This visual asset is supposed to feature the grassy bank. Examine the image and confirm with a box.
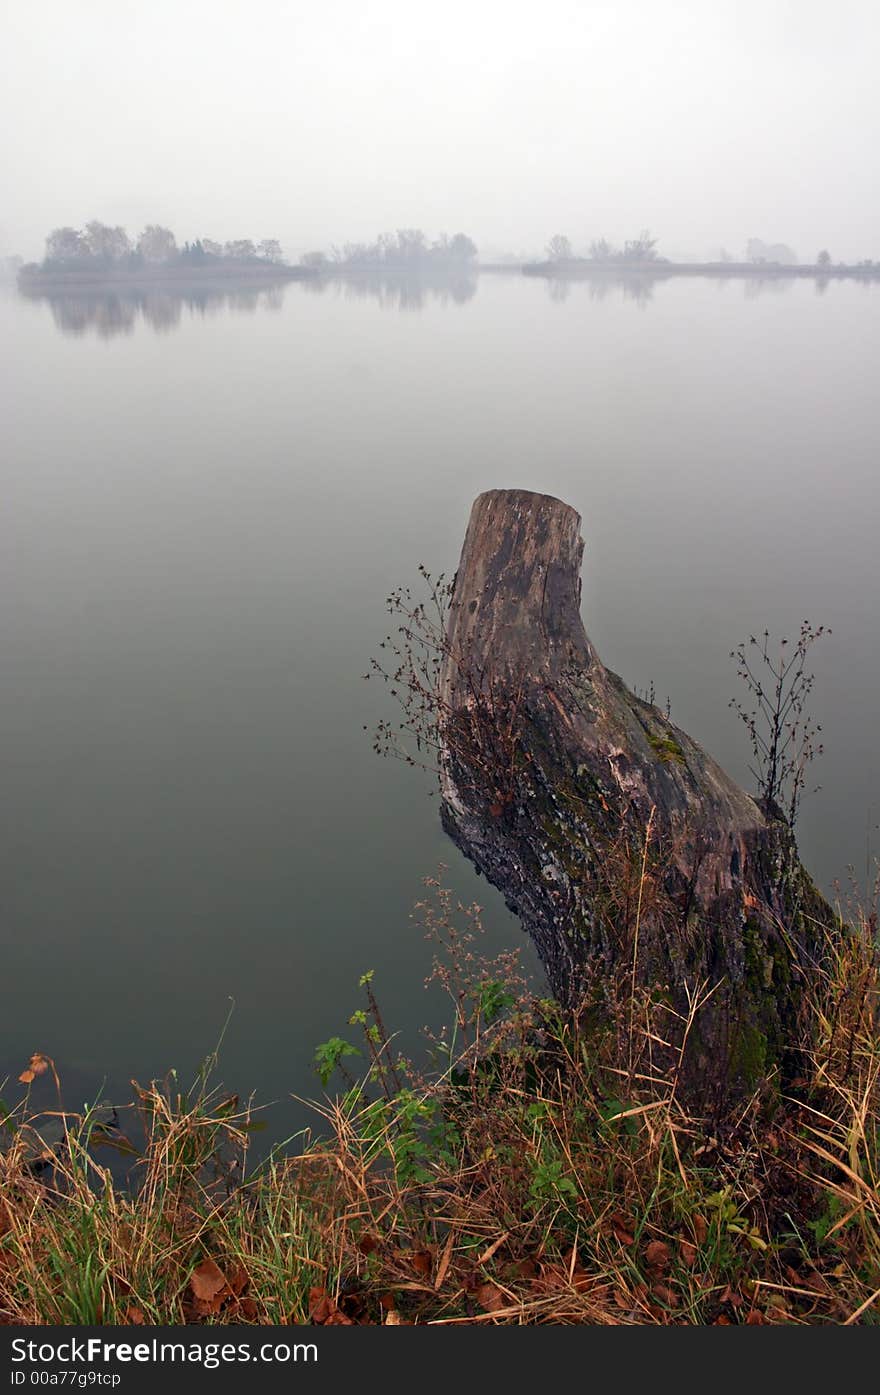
[1,882,878,1326]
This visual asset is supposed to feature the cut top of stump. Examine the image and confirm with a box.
[444,490,596,696]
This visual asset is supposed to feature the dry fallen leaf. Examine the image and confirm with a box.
[18,1053,52,1085]
[692,1214,708,1246]
[125,1306,145,1325]
[645,1240,671,1272]
[678,1238,698,1267]
[190,1258,229,1312]
[410,1249,433,1277]
[308,1287,336,1324]
[610,1212,636,1247]
[475,1282,507,1313]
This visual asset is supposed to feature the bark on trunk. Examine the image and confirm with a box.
[439,489,834,1110]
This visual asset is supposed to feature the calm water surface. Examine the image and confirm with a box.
[2,271,878,1138]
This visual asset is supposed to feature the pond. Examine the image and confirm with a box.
[2,269,877,1143]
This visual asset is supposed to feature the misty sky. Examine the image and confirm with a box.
[2,0,878,263]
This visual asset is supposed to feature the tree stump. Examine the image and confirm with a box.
[439,489,834,1110]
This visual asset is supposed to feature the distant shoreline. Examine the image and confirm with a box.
[519,259,880,280]
[16,263,317,291]
[15,259,880,294]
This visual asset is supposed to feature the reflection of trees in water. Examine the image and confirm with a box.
[583,273,654,306]
[22,282,289,338]
[227,284,285,315]
[812,273,876,297]
[743,275,795,300]
[537,272,657,306]
[546,278,571,302]
[45,294,138,338]
[301,270,477,311]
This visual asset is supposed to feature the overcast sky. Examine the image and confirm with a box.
[2,0,878,263]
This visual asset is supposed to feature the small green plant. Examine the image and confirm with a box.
[313,1037,361,1089]
[808,1190,847,1246]
[528,1155,578,1206]
[704,1185,767,1252]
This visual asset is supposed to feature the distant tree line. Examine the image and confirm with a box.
[542,233,876,269]
[37,221,285,272]
[545,230,663,263]
[299,229,478,272]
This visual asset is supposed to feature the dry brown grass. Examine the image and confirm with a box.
[1,887,878,1327]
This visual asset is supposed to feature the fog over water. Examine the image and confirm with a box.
[2,272,877,1133]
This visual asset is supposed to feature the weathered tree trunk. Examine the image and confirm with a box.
[439,490,834,1110]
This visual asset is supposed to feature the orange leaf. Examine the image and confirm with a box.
[475,1282,507,1313]
[190,1258,228,1308]
[746,1308,766,1324]
[410,1250,433,1277]
[692,1214,708,1246]
[308,1287,336,1324]
[19,1053,51,1085]
[125,1306,145,1325]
